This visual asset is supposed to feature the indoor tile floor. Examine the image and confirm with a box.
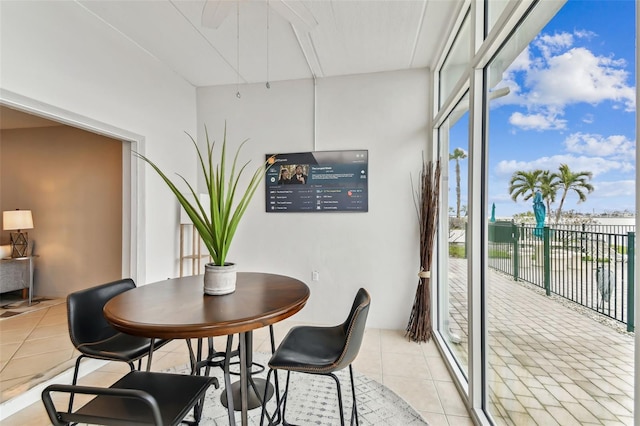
[0,301,76,405]
[1,303,471,425]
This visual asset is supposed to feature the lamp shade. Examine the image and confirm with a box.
[3,210,34,231]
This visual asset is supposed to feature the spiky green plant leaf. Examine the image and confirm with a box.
[134,124,274,266]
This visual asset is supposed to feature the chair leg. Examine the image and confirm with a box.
[223,334,236,426]
[68,355,86,412]
[260,369,270,426]
[68,355,136,413]
[269,325,276,353]
[192,376,219,426]
[185,337,225,426]
[144,338,155,371]
[70,355,84,387]
[328,372,345,426]
[264,369,356,426]
[260,368,275,426]
[186,339,197,374]
[348,365,358,426]
[280,371,293,426]
[268,325,282,424]
[204,337,212,377]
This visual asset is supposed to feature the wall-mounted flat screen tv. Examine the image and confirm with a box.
[265,150,368,212]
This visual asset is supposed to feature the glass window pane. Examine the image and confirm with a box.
[485,2,635,424]
[438,92,470,381]
[486,0,510,33]
[440,13,470,108]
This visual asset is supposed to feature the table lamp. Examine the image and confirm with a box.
[3,209,34,258]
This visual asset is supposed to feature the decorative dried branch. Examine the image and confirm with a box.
[406,157,441,342]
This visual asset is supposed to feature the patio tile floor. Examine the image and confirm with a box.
[447,257,634,425]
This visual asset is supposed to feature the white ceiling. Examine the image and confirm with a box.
[76,0,462,88]
[0,1,461,129]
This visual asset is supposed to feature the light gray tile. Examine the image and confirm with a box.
[382,351,432,380]
[545,405,579,425]
[383,376,443,413]
[434,380,469,416]
[418,411,448,426]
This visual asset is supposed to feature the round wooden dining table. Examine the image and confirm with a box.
[103,272,310,426]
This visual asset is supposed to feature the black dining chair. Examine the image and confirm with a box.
[42,370,218,426]
[66,278,170,411]
[260,287,371,426]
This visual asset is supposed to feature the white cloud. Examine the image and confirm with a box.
[508,111,567,131]
[499,30,636,114]
[525,47,635,111]
[574,29,597,40]
[590,180,636,198]
[564,132,636,159]
[534,32,574,59]
[495,154,628,178]
[509,46,533,72]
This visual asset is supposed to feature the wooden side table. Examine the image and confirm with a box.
[0,256,35,305]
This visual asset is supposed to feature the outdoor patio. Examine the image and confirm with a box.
[447,257,634,425]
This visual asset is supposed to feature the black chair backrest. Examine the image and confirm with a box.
[67,279,136,348]
[335,288,371,371]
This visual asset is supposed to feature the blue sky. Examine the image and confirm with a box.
[452,0,636,219]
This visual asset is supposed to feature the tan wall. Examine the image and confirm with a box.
[0,126,122,297]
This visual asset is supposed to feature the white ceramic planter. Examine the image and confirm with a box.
[203,263,237,295]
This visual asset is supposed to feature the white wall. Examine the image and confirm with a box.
[0,0,431,329]
[197,69,430,329]
[0,1,197,284]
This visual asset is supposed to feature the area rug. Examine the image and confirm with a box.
[0,294,64,320]
[167,352,428,425]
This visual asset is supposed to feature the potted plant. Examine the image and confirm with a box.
[135,124,274,295]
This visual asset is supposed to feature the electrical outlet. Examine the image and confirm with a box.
[312,271,320,281]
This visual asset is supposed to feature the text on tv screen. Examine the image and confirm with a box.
[265,150,368,213]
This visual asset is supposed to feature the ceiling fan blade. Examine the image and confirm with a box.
[270,0,318,32]
[202,0,235,29]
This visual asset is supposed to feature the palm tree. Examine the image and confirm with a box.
[449,148,467,218]
[554,163,594,223]
[538,170,559,217]
[508,169,543,203]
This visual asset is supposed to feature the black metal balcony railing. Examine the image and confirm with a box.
[488,222,635,332]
